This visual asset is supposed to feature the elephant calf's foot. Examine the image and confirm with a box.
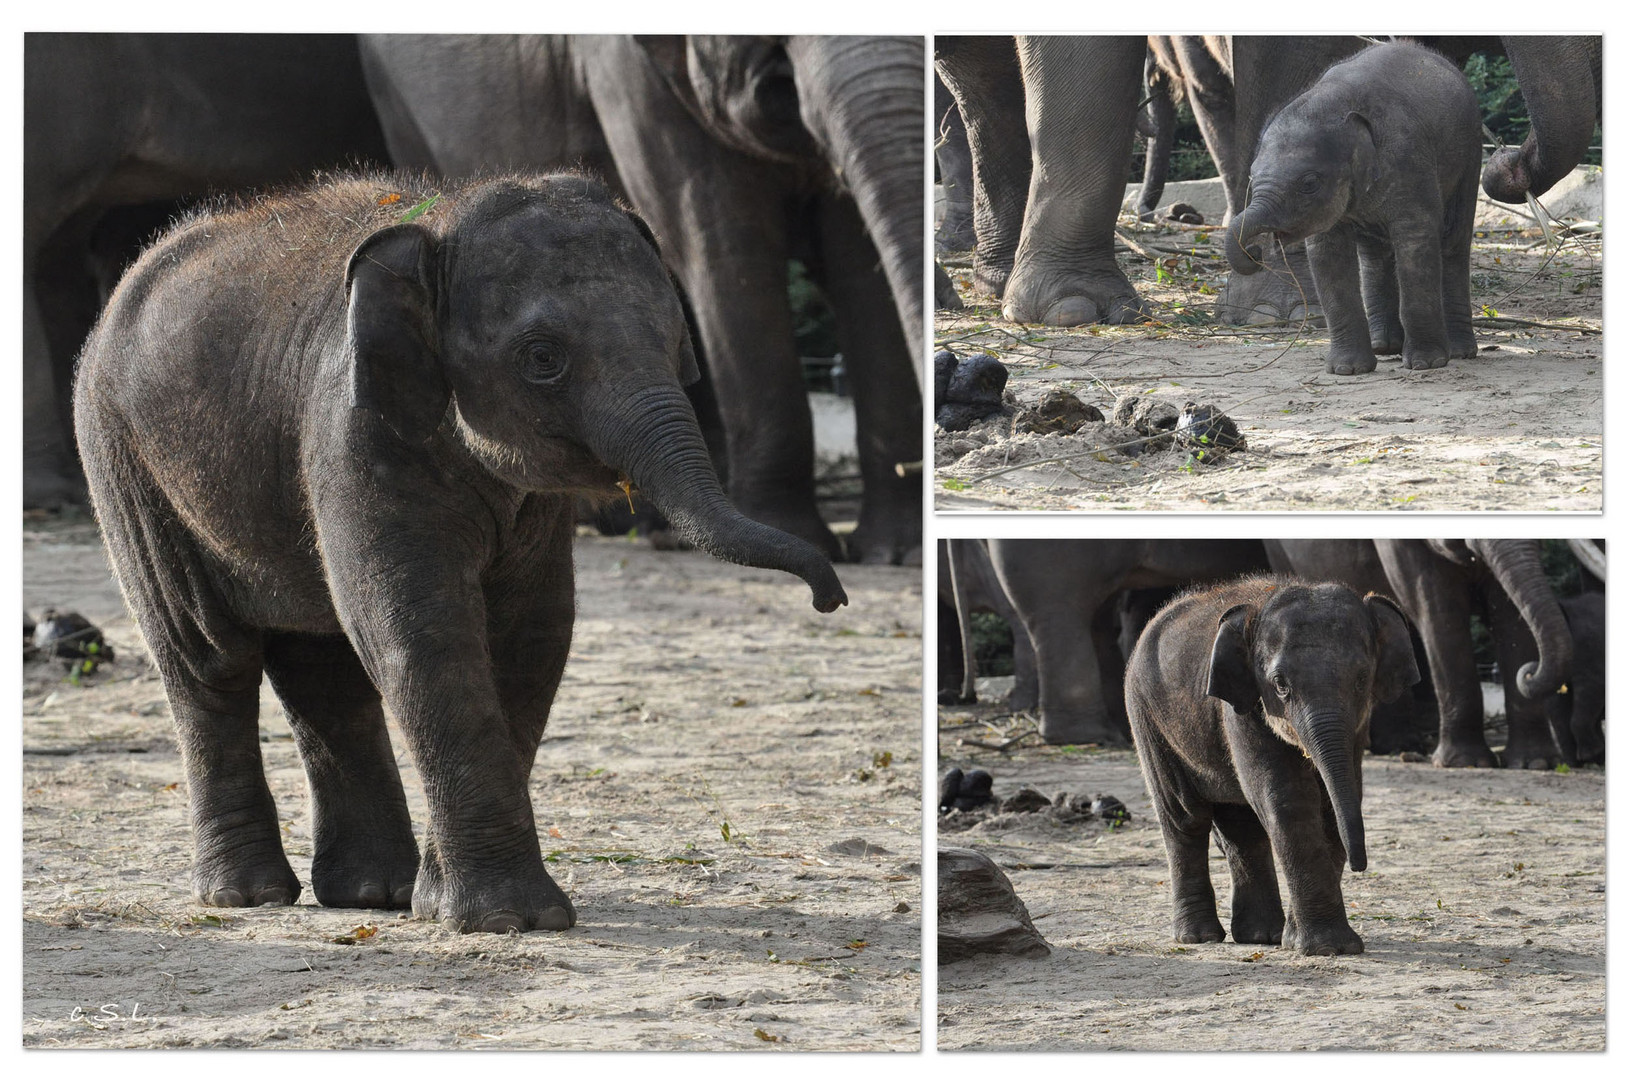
[1326,347,1379,376]
[312,846,420,910]
[1432,737,1499,769]
[1283,919,1363,956]
[1401,343,1451,371]
[1230,912,1285,946]
[412,862,576,934]
[1001,263,1148,327]
[193,850,301,908]
[1174,910,1227,945]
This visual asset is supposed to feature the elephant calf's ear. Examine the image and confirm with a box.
[1207,604,1260,714]
[1346,111,1381,195]
[1365,593,1421,705]
[346,223,448,445]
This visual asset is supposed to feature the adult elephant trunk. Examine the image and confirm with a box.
[1294,707,1367,872]
[1482,36,1601,202]
[584,381,848,613]
[1467,539,1572,699]
[785,35,925,376]
[1225,203,1274,275]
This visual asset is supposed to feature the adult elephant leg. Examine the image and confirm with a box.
[989,539,1129,745]
[1376,540,1496,767]
[262,631,419,909]
[22,284,86,508]
[816,193,922,566]
[1004,35,1148,327]
[934,36,1032,298]
[934,73,977,253]
[1168,36,1238,218]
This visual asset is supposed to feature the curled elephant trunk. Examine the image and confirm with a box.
[1225,205,1272,276]
[1468,539,1572,699]
[1296,708,1367,872]
[585,381,847,613]
[785,35,924,376]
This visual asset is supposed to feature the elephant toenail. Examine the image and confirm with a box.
[537,905,574,931]
[209,888,246,907]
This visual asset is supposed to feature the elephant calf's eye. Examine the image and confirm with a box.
[1297,174,1322,196]
[520,343,567,384]
[1271,673,1291,698]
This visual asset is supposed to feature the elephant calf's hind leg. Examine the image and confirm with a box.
[263,631,419,909]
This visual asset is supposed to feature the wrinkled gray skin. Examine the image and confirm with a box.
[358,35,923,566]
[74,173,846,934]
[1374,540,1574,770]
[1557,590,1605,766]
[24,33,391,509]
[938,539,1037,711]
[1273,539,1588,767]
[986,539,1272,744]
[1226,43,1481,375]
[1127,577,1419,956]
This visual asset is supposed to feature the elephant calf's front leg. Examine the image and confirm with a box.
[1306,229,1376,376]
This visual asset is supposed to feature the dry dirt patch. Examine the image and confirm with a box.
[935,224,1601,512]
[22,516,922,1050]
[936,709,1605,1051]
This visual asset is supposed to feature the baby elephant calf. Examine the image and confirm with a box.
[1126,576,1419,955]
[1226,42,1482,375]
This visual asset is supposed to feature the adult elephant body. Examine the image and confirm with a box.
[986,539,1271,744]
[23,33,391,509]
[75,172,846,933]
[358,35,924,565]
[1373,540,1575,769]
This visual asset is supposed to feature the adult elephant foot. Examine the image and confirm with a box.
[411,849,576,934]
[1000,262,1148,327]
[1283,918,1363,957]
[848,499,922,566]
[1215,247,1323,327]
[1502,727,1561,771]
[1431,737,1500,769]
[1036,710,1130,747]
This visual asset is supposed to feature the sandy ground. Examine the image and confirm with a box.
[935,221,1601,512]
[22,513,922,1050]
[936,707,1606,1051]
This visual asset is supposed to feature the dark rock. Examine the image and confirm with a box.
[1177,402,1245,462]
[938,848,1051,963]
[940,768,994,813]
[1167,201,1205,225]
[1089,793,1131,825]
[935,353,1011,432]
[32,610,114,671]
[1010,390,1104,436]
[1110,394,1180,450]
[998,786,1052,814]
[934,264,965,311]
